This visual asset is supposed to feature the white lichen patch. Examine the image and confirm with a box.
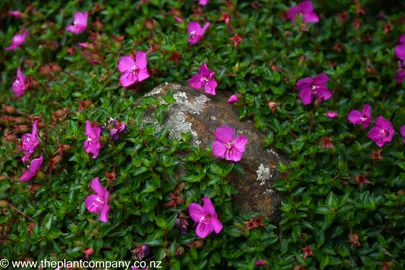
[210,116,217,121]
[263,189,275,196]
[142,84,210,147]
[256,164,273,186]
[144,83,182,99]
[266,148,280,159]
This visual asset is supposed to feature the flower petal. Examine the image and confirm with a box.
[189,74,203,89]
[348,110,361,124]
[212,141,226,158]
[296,77,313,91]
[316,87,332,101]
[400,124,405,138]
[226,148,243,162]
[300,0,315,13]
[85,121,95,138]
[287,5,300,21]
[118,56,135,72]
[396,70,405,84]
[135,52,148,69]
[29,154,43,172]
[201,22,210,33]
[202,197,216,215]
[85,194,103,213]
[303,12,319,23]
[137,68,150,82]
[395,45,405,60]
[188,22,201,34]
[20,169,34,182]
[211,215,223,233]
[120,71,137,87]
[90,177,105,196]
[196,222,213,238]
[313,73,329,85]
[233,135,248,153]
[204,80,217,95]
[188,203,205,222]
[299,89,313,105]
[214,126,234,143]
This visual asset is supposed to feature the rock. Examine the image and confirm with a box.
[142,82,288,222]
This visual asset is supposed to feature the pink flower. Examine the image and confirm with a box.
[13,67,27,97]
[367,116,394,148]
[212,126,248,162]
[296,74,332,105]
[21,120,39,162]
[256,260,265,267]
[9,11,22,18]
[287,1,319,23]
[110,121,126,140]
[326,112,338,118]
[84,177,110,223]
[66,12,88,34]
[84,121,102,159]
[5,30,28,51]
[188,197,223,238]
[189,63,217,95]
[198,0,208,6]
[227,95,238,104]
[188,21,210,44]
[118,52,150,87]
[174,16,184,23]
[395,34,405,83]
[78,42,89,48]
[20,154,43,182]
[348,104,371,129]
[400,125,405,143]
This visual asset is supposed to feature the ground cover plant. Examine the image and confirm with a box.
[1,0,405,269]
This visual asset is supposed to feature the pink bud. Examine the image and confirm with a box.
[9,11,22,18]
[326,111,338,118]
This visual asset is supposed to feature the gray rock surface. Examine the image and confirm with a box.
[142,82,287,222]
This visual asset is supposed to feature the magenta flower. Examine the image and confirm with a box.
[198,0,208,5]
[84,177,110,223]
[20,154,43,182]
[287,1,319,23]
[21,120,39,162]
[395,34,405,83]
[256,260,265,267]
[367,116,394,148]
[110,121,126,140]
[13,67,27,97]
[188,21,210,44]
[227,95,238,104]
[118,52,150,87]
[396,70,405,84]
[400,125,405,143]
[66,12,88,34]
[212,126,248,162]
[189,63,217,95]
[296,74,332,105]
[5,30,28,51]
[188,197,223,238]
[84,121,102,159]
[9,11,22,18]
[348,104,371,129]
[326,112,338,118]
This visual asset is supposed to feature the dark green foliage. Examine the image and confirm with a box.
[0,0,404,269]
